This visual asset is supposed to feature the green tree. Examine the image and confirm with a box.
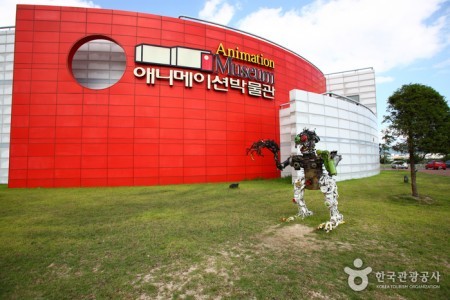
[383,83,449,197]
[379,129,392,164]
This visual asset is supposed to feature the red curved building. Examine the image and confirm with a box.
[9,5,326,187]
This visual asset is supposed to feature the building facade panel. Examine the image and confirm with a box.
[0,27,14,184]
[8,5,326,187]
[325,68,377,115]
[280,90,379,181]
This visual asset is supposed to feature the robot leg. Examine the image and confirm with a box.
[318,174,344,232]
[293,171,313,218]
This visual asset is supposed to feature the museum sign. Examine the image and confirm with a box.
[133,43,276,100]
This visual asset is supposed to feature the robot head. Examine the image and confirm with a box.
[295,128,320,154]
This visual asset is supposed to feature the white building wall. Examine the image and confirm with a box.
[0,27,14,184]
[325,68,377,115]
[280,90,379,182]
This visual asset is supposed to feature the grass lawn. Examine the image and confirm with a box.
[0,171,448,299]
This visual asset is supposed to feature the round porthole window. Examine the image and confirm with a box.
[70,38,126,89]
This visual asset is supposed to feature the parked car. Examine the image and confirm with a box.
[391,161,408,169]
[425,161,447,170]
[446,160,450,168]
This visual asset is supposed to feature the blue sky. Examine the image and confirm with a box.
[1,0,449,131]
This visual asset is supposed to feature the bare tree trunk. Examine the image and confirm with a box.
[408,139,418,197]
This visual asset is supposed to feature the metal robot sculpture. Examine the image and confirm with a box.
[247,128,344,232]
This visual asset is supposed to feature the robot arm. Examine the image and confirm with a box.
[246,139,288,170]
[317,150,342,176]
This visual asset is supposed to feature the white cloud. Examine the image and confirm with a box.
[0,0,100,27]
[198,0,236,25]
[236,0,449,74]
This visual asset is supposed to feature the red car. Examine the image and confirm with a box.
[425,161,447,170]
